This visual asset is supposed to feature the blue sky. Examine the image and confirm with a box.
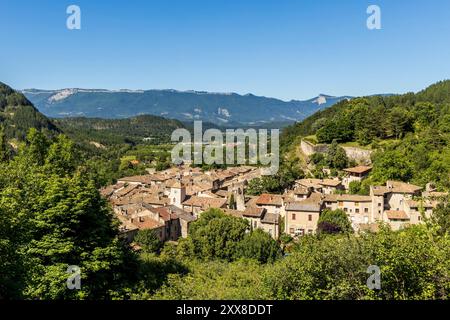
[1,0,449,100]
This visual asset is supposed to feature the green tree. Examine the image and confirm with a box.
[317,209,353,234]
[0,126,10,162]
[177,209,249,261]
[0,129,138,299]
[134,229,162,254]
[45,134,78,176]
[23,128,49,166]
[371,149,414,183]
[235,229,282,263]
[430,199,450,235]
[327,140,348,170]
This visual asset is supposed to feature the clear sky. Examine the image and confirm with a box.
[1,0,449,100]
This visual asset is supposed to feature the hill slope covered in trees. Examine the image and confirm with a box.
[281,80,450,190]
[52,115,186,146]
[0,82,60,140]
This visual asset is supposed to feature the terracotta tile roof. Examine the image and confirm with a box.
[386,181,422,194]
[245,196,259,208]
[117,175,155,184]
[285,201,321,212]
[166,180,185,189]
[371,186,389,196]
[200,191,220,198]
[406,200,434,209]
[114,184,140,197]
[285,193,323,212]
[100,186,115,198]
[319,179,343,187]
[182,196,227,209]
[140,196,170,206]
[214,190,230,198]
[243,206,266,217]
[261,212,279,224]
[255,194,283,206]
[222,208,244,218]
[293,187,310,195]
[132,217,165,230]
[343,166,373,174]
[145,206,178,222]
[166,205,197,222]
[385,210,409,220]
[296,178,342,188]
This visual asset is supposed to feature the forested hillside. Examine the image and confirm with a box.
[281,80,450,190]
[52,115,185,146]
[0,82,60,140]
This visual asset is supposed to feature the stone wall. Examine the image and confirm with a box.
[300,139,329,156]
[342,146,373,164]
[300,139,372,164]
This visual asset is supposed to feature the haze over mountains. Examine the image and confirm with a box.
[23,88,352,125]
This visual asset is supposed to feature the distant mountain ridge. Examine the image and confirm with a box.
[23,88,352,125]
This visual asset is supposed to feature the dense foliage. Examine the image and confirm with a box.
[52,115,185,146]
[147,222,450,300]
[0,129,137,299]
[0,82,60,140]
[317,209,354,234]
[247,158,304,195]
[281,80,450,189]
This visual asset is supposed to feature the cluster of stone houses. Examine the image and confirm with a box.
[101,164,447,244]
[101,165,278,242]
[284,166,446,236]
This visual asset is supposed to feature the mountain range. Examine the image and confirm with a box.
[22,88,352,125]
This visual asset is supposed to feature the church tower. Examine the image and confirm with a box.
[235,187,245,211]
[169,180,186,209]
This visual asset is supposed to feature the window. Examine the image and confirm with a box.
[378,203,382,207]
[253,221,257,228]
[355,202,359,207]
[289,228,294,234]
[292,213,296,220]
[355,209,360,214]
[308,229,313,235]
[344,208,348,212]
[308,214,312,221]
[338,201,344,207]
[364,208,369,213]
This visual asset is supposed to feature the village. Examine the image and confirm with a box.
[100,162,448,244]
